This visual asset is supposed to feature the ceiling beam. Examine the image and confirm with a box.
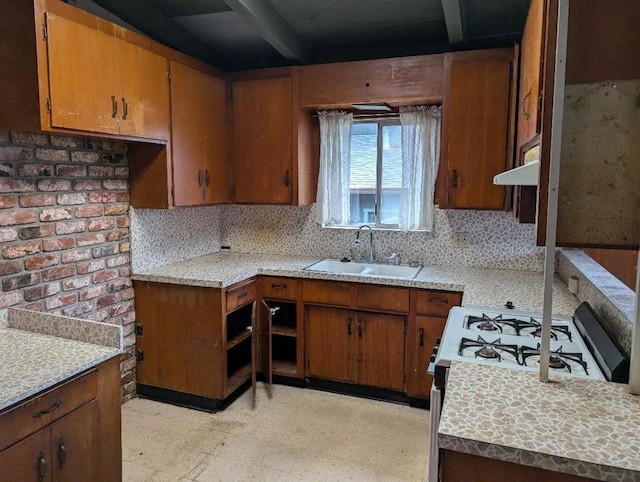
[441,0,465,47]
[222,0,310,64]
[89,0,217,64]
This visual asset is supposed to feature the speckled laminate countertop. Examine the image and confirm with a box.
[439,361,640,482]
[0,308,122,412]
[132,252,580,315]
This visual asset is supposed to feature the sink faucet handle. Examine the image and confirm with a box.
[386,252,400,265]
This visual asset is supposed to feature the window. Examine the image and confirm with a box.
[349,120,402,227]
[317,106,442,232]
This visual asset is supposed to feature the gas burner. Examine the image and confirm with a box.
[518,318,573,341]
[465,313,516,333]
[520,344,589,374]
[458,336,519,363]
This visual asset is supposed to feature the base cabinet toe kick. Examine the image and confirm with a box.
[133,277,462,410]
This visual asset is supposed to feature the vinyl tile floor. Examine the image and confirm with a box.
[122,383,430,481]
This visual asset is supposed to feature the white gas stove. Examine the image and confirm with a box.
[434,305,605,381]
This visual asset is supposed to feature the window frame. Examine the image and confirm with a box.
[351,116,401,229]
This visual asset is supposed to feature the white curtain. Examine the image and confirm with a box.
[316,111,353,225]
[399,105,442,231]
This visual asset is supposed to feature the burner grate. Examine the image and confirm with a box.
[459,336,519,363]
[520,344,588,374]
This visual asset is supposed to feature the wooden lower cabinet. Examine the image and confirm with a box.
[135,279,258,407]
[406,316,446,398]
[0,358,121,482]
[306,306,405,391]
[442,450,598,482]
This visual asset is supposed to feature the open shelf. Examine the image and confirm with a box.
[227,329,252,350]
[227,303,253,343]
[272,359,297,377]
[271,325,296,337]
[226,364,251,395]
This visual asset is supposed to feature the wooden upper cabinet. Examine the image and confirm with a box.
[117,40,170,140]
[231,69,317,205]
[46,13,169,140]
[46,14,120,135]
[298,55,444,108]
[439,48,514,210]
[0,1,170,141]
[516,0,545,152]
[232,75,293,204]
[170,61,230,206]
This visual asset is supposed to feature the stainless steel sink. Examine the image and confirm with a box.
[304,259,422,279]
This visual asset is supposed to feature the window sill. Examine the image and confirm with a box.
[320,224,432,233]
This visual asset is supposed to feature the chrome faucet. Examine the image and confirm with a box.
[356,224,374,262]
[386,252,400,265]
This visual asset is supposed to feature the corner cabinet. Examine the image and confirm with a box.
[438,48,515,210]
[0,358,121,482]
[134,279,258,410]
[170,61,231,206]
[0,1,169,141]
[231,69,317,205]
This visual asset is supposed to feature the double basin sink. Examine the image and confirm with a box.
[304,259,422,280]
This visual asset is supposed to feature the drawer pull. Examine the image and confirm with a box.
[271,283,287,289]
[38,452,47,479]
[357,318,363,337]
[33,399,63,418]
[121,97,129,120]
[419,328,424,347]
[110,96,118,118]
[347,317,352,335]
[428,298,448,304]
[237,291,248,299]
[57,439,67,469]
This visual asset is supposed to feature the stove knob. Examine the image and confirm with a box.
[430,354,436,363]
[436,337,442,344]
[432,347,438,356]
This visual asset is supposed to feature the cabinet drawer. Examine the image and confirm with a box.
[0,369,97,452]
[356,285,410,313]
[302,280,351,306]
[226,279,257,313]
[416,290,462,317]
[262,277,298,301]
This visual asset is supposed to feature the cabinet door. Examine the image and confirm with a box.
[406,316,446,398]
[517,0,545,151]
[134,281,224,399]
[118,39,170,140]
[442,53,512,209]
[306,306,355,383]
[50,400,99,482]
[232,76,293,204]
[356,312,405,391]
[46,14,119,135]
[0,427,52,482]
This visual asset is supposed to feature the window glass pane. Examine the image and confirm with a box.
[349,123,378,224]
[379,124,402,225]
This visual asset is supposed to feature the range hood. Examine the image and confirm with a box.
[493,144,540,186]
[493,160,540,186]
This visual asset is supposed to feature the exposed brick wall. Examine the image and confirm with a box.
[0,131,136,401]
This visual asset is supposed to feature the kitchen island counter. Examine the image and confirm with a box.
[132,251,579,315]
[439,361,640,481]
[0,308,122,411]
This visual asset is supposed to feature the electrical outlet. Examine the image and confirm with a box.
[452,232,470,248]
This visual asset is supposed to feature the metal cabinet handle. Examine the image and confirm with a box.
[428,298,448,304]
[237,291,248,299]
[271,283,287,289]
[33,399,62,418]
[197,170,203,187]
[284,170,291,187]
[121,97,128,120]
[111,96,118,118]
[419,328,425,347]
[357,318,363,337]
[347,317,352,335]
[58,439,67,469]
[521,88,531,120]
[452,169,458,188]
[38,452,47,479]
[204,169,210,186]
